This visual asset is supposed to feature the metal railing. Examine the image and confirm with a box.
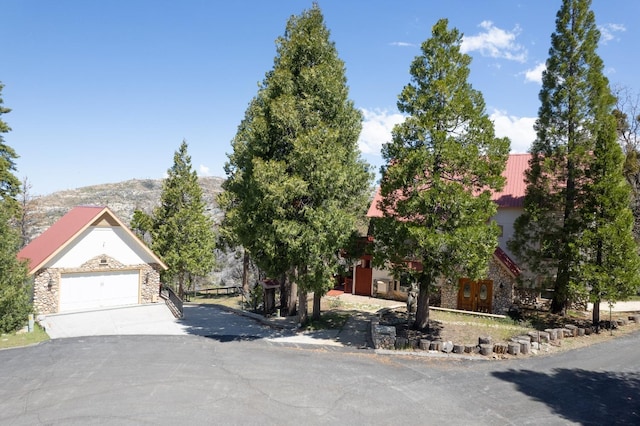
[160,283,184,318]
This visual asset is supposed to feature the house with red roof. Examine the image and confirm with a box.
[18,206,168,314]
[358,153,531,315]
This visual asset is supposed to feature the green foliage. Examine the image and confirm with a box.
[0,202,32,334]
[576,110,640,316]
[150,141,216,295]
[219,4,372,319]
[0,323,48,349]
[373,19,510,330]
[0,82,21,214]
[508,0,639,315]
[130,209,153,242]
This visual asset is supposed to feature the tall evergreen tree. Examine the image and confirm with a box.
[373,19,509,331]
[0,82,21,214]
[147,141,216,297]
[219,4,372,323]
[0,83,31,333]
[0,202,31,333]
[578,111,640,330]
[613,87,640,240]
[508,0,638,315]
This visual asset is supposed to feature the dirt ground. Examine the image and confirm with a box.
[191,293,640,356]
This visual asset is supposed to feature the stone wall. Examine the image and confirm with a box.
[32,254,162,315]
[439,256,515,315]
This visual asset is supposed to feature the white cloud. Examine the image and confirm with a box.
[461,21,527,63]
[599,23,626,44]
[358,109,405,155]
[490,109,536,153]
[524,62,546,84]
[199,164,211,176]
[389,41,415,47]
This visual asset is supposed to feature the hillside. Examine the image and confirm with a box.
[29,176,225,239]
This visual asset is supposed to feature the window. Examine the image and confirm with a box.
[479,284,488,300]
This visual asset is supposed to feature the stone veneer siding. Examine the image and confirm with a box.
[32,254,162,315]
[440,256,515,315]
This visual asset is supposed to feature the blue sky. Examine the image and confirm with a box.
[2,0,639,195]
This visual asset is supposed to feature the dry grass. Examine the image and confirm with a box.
[190,293,640,354]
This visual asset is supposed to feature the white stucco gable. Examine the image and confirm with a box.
[47,226,160,269]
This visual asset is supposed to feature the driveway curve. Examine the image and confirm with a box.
[1,327,638,424]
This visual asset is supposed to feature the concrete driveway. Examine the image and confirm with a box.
[40,303,186,338]
[40,303,295,341]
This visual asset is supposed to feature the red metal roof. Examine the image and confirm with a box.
[490,153,530,208]
[17,206,167,274]
[18,206,106,272]
[493,246,521,278]
[367,153,531,218]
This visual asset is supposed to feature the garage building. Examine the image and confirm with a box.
[18,206,168,314]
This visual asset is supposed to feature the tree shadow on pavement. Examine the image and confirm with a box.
[492,368,640,425]
[177,305,293,342]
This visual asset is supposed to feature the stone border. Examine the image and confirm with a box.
[371,313,640,358]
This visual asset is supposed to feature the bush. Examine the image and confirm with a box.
[0,278,32,334]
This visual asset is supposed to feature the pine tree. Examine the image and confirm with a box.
[150,141,216,297]
[577,104,640,330]
[0,82,21,214]
[0,83,31,333]
[373,19,509,331]
[219,4,372,323]
[508,0,638,315]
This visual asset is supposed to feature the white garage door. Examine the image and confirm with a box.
[59,271,140,312]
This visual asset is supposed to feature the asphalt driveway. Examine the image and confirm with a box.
[2,329,639,424]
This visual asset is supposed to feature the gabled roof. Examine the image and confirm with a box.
[490,153,530,208]
[493,247,521,278]
[17,206,168,274]
[367,153,531,218]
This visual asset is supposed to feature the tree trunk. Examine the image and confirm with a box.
[242,250,250,295]
[178,273,185,299]
[279,273,288,316]
[413,275,430,331]
[298,286,308,326]
[312,292,321,321]
[592,297,601,333]
[287,273,297,316]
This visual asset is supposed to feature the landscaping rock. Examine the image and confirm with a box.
[442,341,454,353]
[479,344,493,356]
[419,339,431,350]
[395,337,408,349]
[493,343,508,354]
[538,331,550,343]
[478,336,493,345]
[545,329,557,341]
[565,325,578,337]
[577,328,585,336]
[629,314,640,324]
[561,328,573,338]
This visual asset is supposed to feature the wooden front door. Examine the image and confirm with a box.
[457,279,493,313]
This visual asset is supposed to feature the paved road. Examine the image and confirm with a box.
[1,316,638,424]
